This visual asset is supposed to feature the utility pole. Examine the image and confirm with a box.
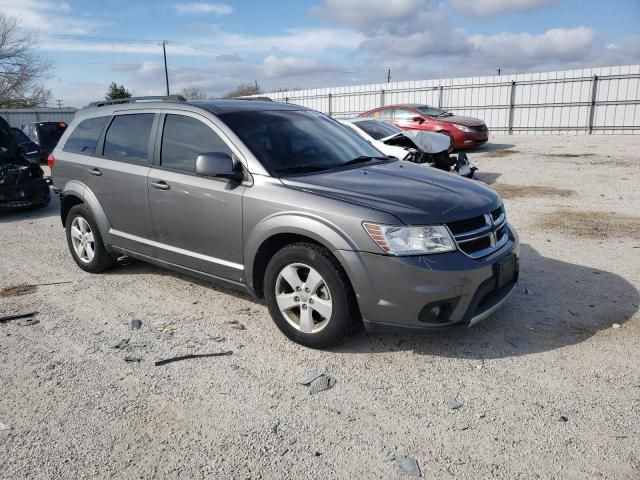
[56,99,63,110]
[387,68,391,83]
[160,41,170,95]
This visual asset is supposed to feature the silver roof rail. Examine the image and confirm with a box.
[89,95,187,107]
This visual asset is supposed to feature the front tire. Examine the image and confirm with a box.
[264,243,359,348]
[65,204,116,273]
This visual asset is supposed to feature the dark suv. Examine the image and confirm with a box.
[51,97,518,348]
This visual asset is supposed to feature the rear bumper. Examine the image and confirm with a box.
[336,226,519,334]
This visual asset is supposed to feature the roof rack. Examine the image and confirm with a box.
[89,95,187,108]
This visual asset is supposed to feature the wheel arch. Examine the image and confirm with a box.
[246,213,358,299]
[60,180,111,235]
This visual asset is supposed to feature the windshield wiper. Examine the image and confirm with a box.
[340,155,387,167]
[275,165,329,175]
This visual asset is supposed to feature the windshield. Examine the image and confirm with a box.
[0,117,19,160]
[219,110,386,175]
[12,128,31,144]
[416,105,452,117]
[353,120,403,140]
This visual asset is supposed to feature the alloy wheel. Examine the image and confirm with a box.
[275,263,333,334]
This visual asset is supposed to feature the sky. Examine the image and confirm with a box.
[2,0,639,107]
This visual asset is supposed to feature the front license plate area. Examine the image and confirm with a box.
[493,254,517,290]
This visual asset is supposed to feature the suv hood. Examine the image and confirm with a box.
[282,161,499,225]
[437,115,484,127]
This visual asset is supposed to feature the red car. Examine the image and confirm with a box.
[358,104,488,150]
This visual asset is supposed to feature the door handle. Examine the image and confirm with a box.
[88,168,102,176]
[151,180,170,190]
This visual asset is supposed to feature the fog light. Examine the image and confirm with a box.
[418,300,458,324]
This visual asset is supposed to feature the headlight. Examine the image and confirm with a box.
[363,223,457,255]
[452,123,472,133]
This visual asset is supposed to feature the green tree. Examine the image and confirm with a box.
[223,81,261,98]
[105,82,132,100]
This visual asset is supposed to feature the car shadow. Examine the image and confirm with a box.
[0,188,60,224]
[472,142,516,153]
[104,257,258,303]
[334,243,639,359]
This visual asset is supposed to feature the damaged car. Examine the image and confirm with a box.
[339,118,477,178]
[0,116,51,210]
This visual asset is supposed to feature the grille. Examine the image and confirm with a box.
[447,206,508,259]
[469,124,488,133]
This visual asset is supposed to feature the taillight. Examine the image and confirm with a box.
[47,153,55,171]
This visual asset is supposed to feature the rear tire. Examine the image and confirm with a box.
[264,243,359,348]
[65,204,116,273]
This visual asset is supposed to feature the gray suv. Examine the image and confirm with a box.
[51,97,519,348]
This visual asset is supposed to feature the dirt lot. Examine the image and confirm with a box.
[1,135,639,479]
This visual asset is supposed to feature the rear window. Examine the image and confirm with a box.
[353,120,402,140]
[64,117,109,154]
[36,122,67,146]
[103,114,155,164]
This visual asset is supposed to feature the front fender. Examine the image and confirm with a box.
[244,211,359,288]
[63,180,111,237]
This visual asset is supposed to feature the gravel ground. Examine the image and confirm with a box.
[1,135,639,479]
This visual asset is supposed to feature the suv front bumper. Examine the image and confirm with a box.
[337,226,519,333]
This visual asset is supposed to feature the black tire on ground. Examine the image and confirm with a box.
[264,242,360,348]
[34,184,51,209]
[65,204,116,273]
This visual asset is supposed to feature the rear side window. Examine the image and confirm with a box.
[371,108,392,119]
[393,109,415,120]
[64,117,109,154]
[103,114,155,164]
[160,115,231,172]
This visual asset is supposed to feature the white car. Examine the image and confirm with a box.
[339,118,476,178]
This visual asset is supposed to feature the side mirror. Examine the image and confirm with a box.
[195,152,244,182]
[412,116,425,124]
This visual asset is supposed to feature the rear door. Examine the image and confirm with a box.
[87,111,158,255]
[147,111,245,281]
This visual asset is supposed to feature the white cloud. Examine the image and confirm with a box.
[450,0,557,17]
[468,27,595,67]
[0,0,101,34]
[213,27,365,54]
[312,0,431,31]
[174,3,233,15]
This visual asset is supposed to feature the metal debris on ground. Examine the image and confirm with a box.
[300,372,324,385]
[0,312,38,324]
[112,338,130,349]
[154,351,233,366]
[20,318,39,326]
[612,323,621,329]
[124,356,142,363]
[129,319,142,330]
[447,397,464,410]
[393,455,422,477]
[307,374,336,394]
